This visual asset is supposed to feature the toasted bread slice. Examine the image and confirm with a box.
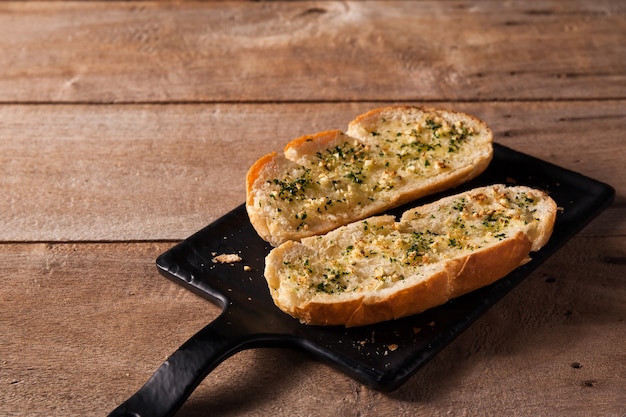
[246,107,493,246]
[264,185,557,327]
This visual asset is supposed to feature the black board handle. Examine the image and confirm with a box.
[108,312,255,417]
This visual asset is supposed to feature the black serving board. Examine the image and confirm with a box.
[109,144,614,417]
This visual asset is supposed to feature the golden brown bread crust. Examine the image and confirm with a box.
[246,106,494,246]
[245,151,280,242]
[348,106,470,130]
[246,152,276,197]
[284,130,346,162]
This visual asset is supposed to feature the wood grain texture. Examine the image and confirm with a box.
[1,1,624,415]
[0,238,623,416]
[1,101,623,242]
[0,242,217,416]
[0,1,624,103]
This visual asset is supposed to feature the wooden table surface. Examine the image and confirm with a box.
[1,1,624,416]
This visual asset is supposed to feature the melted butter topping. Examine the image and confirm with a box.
[275,186,541,297]
[258,114,481,233]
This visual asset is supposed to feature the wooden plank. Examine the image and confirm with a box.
[0,242,217,416]
[0,238,624,416]
[0,1,624,103]
[1,101,623,242]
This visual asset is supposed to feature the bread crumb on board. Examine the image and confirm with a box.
[211,253,242,264]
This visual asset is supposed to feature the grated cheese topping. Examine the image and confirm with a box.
[256,112,483,234]
[274,186,543,299]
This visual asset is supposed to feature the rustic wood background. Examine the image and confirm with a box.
[1,1,624,416]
